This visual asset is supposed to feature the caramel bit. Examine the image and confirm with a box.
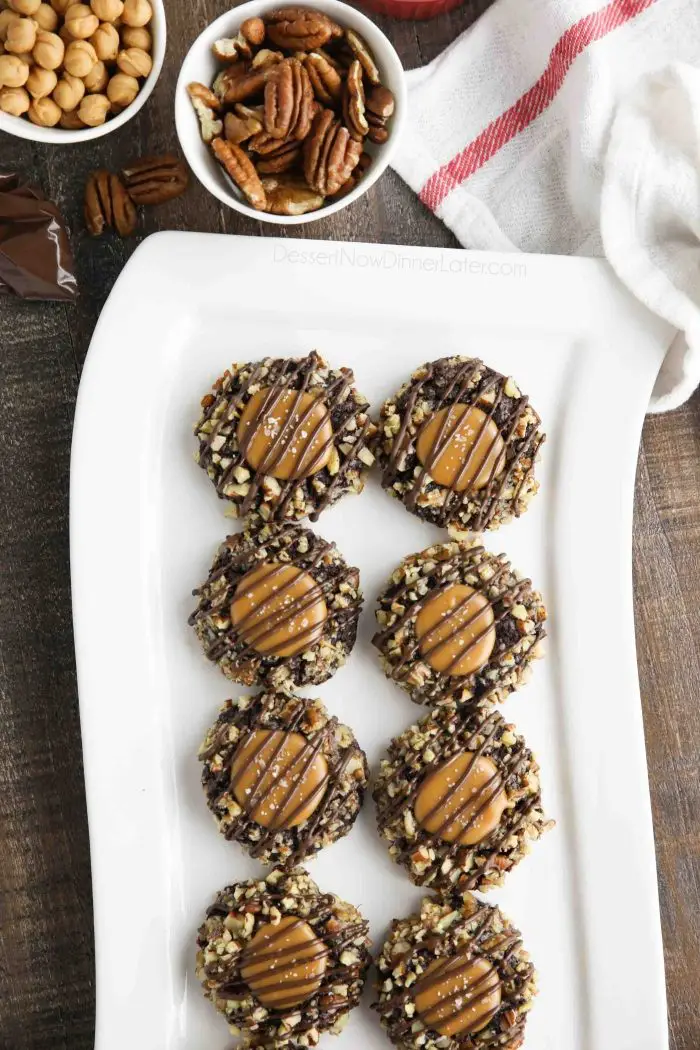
[230,561,327,658]
[414,752,507,846]
[414,953,502,1037]
[240,915,328,1008]
[415,583,496,677]
[416,404,506,493]
[230,728,329,828]
[237,386,334,480]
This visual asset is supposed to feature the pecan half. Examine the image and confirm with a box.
[212,33,253,63]
[110,175,138,236]
[345,28,379,85]
[121,154,189,205]
[256,139,301,173]
[342,59,368,140]
[366,83,394,144]
[251,48,284,69]
[264,57,313,141]
[224,109,263,144]
[84,169,112,236]
[328,150,370,200]
[302,107,361,196]
[211,137,267,211]
[84,169,136,236]
[187,82,223,143]
[264,6,341,51]
[214,62,272,105]
[304,51,341,105]
[261,174,324,215]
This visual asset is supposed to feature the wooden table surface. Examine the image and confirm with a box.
[1,1,699,1047]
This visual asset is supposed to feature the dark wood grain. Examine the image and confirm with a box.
[0,1,698,1047]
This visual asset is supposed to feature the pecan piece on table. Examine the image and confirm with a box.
[261,174,324,215]
[302,107,362,196]
[84,169,137,237]
[187,82,223,143]
[121,154,189,205]
[304,50,341,105]
[366,83,395,144]
[264,56,313,141]
[211,137,267,211]
[264,6,341,50]
[345,28,380,85]
[342,59,368,140]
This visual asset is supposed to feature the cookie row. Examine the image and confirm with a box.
[198,691,551,891]
[196,867,537,1050]
[194,351,544,535]
[190,522,545,707]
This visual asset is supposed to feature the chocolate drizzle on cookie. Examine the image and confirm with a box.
[200,692,366,866]
[239,916,329,1008]
[373,545,543,707]
[375,707,540,890]
[379,357,544,532]
[190,522,362,688]
[196,351,372,522]
[374,896,533,1049]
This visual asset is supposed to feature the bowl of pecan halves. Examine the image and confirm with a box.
[174,0,406,222]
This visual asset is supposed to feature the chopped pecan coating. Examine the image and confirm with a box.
[211,137,267,211]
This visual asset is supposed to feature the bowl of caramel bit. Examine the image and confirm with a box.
[0,0,165,141]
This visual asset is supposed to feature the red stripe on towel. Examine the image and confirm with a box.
[419,0,659,212]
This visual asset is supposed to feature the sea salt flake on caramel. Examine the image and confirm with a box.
[416,404,505,492]
[240,915,328,1008]
[230,561,327,658]
[414,752,507,845]
[415,583,495,676]
[230,728,329,829]
[414,952,501,1036]
[237,386,334,480]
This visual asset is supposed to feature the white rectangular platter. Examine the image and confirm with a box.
[71,233,673,1050]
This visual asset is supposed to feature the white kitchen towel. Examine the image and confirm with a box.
[391,0,700,411]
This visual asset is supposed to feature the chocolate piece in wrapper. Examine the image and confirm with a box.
[0,172,77,302]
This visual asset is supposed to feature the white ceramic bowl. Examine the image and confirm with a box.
[0,0,166,144]
[175,0,406,225]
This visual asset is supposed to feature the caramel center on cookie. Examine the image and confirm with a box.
[230,729,330,829]
[415,584,496,676]
[414,752,507,845]
[230,561,328,658]
[414,953,502,1037]
[240,915,329,1009]
[237,387,334,480]
[416,405,506,492]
